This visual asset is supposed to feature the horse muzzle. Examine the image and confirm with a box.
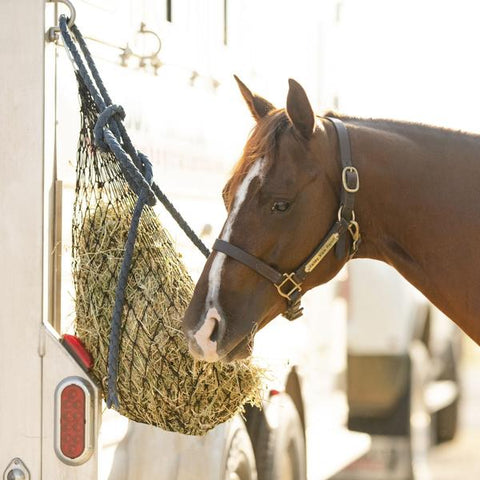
[183,305,257,363]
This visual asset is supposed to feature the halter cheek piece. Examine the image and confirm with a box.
[213,117,360,321]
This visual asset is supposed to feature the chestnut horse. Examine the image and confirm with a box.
[182,76,480,362]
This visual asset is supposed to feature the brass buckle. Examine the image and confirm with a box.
[275,273,302,301]
[342,166,359,193]
[348,218,361,256]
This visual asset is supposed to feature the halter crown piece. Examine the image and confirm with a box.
[213,117,361,320]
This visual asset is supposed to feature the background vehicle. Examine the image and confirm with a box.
[333,261,460,480]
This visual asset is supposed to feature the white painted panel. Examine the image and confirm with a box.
[0,0,45,476]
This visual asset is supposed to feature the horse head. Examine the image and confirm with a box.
[182,77,357,362]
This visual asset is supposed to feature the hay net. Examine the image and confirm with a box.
[64,18,262,436]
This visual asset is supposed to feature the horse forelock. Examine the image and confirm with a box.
[223,109,290,209]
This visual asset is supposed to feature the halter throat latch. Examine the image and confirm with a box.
[212,117,360,321]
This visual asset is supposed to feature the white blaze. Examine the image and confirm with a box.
[192,157,266,359]
[207,157,266,305]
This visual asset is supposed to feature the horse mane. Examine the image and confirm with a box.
[223,109,290,208]
[324,110,480,140]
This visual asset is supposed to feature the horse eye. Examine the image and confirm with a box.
[271,201,291,213]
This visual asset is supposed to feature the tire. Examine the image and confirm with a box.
[249,393,306,480]
[434,344,459,443]
[435,397,459,444]
[223,416,258,480]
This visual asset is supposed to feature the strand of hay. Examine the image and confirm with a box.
[72,78,263,436]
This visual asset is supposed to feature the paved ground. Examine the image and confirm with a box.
[426,338,480,480]
[427,429,480,479]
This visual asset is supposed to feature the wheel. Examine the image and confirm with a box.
[434,343,460,443]
[223,416,258,480]
[249,393,306,480]
[435,395,459,443]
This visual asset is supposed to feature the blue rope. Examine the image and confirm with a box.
[60,18,153,204]
[59,16,210,408]
[60,17,210,255]
[71,22,146,174]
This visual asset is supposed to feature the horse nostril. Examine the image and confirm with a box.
[192,308,224,362]
[209,318,220,342]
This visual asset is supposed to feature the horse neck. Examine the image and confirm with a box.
[345,118,480,341]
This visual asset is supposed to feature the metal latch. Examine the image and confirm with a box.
[46,0,77,42]
[3,458,30,480]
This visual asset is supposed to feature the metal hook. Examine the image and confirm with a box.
[46,0,77,42]
[138,23,162,59]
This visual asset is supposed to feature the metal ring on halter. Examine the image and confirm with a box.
[338,205,356,222]
[46,0,77,42]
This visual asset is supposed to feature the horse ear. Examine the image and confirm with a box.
[234,75,275,121]
[286,79,315,139]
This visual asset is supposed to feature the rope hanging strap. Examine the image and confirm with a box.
[59,16,210,407]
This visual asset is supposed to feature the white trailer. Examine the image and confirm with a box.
[1,1,372,479]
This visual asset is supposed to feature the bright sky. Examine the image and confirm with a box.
[336,0,480,132]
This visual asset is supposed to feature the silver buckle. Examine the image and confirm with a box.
[342,166,359,193]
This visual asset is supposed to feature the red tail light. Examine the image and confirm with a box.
[55,377,95,465]
[61,334,94,371]
[60,384,85,458]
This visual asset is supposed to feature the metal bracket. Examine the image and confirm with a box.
[46,0,76,42]
[120,23,163,73]
[3,458,30,480]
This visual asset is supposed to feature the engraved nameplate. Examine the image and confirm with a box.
[304,233,340,273]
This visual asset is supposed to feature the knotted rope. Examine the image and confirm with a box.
[59,15,210,407]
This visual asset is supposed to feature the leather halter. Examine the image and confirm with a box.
[213,117,360,321]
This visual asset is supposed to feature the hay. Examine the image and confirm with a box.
[71,78,263,436]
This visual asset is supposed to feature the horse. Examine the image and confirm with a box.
[182,76,480,363]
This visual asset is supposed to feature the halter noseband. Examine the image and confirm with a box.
[213,117,360,321]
